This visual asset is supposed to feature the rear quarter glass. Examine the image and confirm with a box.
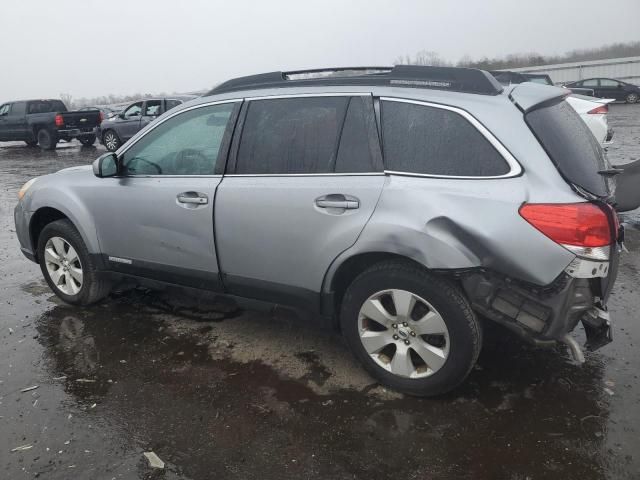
[525,99,609,197]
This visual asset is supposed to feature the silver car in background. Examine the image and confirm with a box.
[14,66,635,396]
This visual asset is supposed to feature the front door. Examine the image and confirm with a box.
[118,101,144,141]
[87,100,240,290]
[215,94,385,306]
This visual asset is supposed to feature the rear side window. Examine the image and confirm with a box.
[526,99,608,197]
[381,100,510,177]
[27,100,65,114]
[165,99,182,111]
[236,97,348,174]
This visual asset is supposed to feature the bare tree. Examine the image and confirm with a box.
[60,93,74,109]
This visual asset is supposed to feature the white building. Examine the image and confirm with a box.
[509,56,640,85]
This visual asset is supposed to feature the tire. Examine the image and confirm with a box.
[625,93,639,104]
[102,130,121,151]
[37,219,111,305]
[25,140,38,147]
[340,260,482,396]
[37,128,57,150]
[79,135,96,146]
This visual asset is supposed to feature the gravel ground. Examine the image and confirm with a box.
[1,105,639,479]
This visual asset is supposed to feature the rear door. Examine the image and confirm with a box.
[139,100,162,131]
[215,94,385,307]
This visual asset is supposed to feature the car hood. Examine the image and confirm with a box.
[56,165,93,174]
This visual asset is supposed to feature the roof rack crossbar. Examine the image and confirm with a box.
[208,65,503,96]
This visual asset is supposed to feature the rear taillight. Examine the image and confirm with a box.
[519,203,613,260]
[587,105,608,114]
[54,114,64,127]
[98,111,104,124]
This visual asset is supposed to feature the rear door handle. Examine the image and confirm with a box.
[177,192,208,205]
[315,194,359,210]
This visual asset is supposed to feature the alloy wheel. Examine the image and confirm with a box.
[104,132,118,151]
[357,289,450,378]
[44,236,83,295]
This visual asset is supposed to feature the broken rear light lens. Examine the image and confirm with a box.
[587,105,608,115]
[519,203,612,248]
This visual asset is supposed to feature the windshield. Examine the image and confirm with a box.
[526,99,609,197]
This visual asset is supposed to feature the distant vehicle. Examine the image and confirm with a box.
[563,78,640,104]
[98,98,192,151]
[489,71,553,86]
[0,99,102,150]
[79,106,119,120]
[490,71,614,146]
[565,95,614,146]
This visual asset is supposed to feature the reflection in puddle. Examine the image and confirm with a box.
[30,287,617,479]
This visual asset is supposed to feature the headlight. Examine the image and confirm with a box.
[18,178,38,200]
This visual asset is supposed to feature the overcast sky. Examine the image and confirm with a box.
[1,0,638,102]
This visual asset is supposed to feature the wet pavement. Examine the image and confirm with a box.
[1,106,640,479]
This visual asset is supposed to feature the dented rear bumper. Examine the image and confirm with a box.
[462,252,617,353]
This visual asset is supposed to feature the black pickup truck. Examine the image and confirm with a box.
[0,99,102,150]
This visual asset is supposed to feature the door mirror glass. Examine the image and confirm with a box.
[93,152,118,178]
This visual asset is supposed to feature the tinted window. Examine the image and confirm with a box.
[27,100,64,114]
[144,100,162,116]
[121,103,235,176]
[335,97,379,173]
[583,79,599,87]
[526,100,607,197]
[10,102,26,116]
[0,104,9,116]
[236,97,348,174]
[165,99,182,111]
[123,102,142,119]
[381,100,509,177]
[600,79,619,87]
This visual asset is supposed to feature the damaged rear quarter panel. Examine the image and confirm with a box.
[339,174,578,286]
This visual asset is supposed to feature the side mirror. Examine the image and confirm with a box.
[93,152,118,178]
[119,113,126,119]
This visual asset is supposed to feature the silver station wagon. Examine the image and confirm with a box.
[15,66,635,395]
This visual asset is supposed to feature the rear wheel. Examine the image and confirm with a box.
[37,219,111,305]
[37,128,57,150]
[79,135,96,146]
[102,130,121,151]
[340,261,481,396]
[626,93,638,104]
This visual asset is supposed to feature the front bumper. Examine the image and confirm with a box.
[14,202,37,263]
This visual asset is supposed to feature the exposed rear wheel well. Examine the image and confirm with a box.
[30,207,68,260]
[330,252,428,316]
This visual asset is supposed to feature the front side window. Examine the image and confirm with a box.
[381,100,510,177]
[123,102,143,119]
[0,104,9,116]
[236,97,348,174]
[121,103,236,176]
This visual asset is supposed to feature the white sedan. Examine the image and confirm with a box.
[566,94,614,147]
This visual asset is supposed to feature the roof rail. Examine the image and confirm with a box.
[207,65,504,96]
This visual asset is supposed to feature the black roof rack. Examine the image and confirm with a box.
[208,65,504,96]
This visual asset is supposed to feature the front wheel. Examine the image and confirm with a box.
[37,219,111,305]
[102,130,121,151]
[79,135,96,146]
[626,93,639,104]
[340,261,482,396]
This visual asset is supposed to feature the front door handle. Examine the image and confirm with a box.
[177,192,208,205]
[315,194,359,210]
